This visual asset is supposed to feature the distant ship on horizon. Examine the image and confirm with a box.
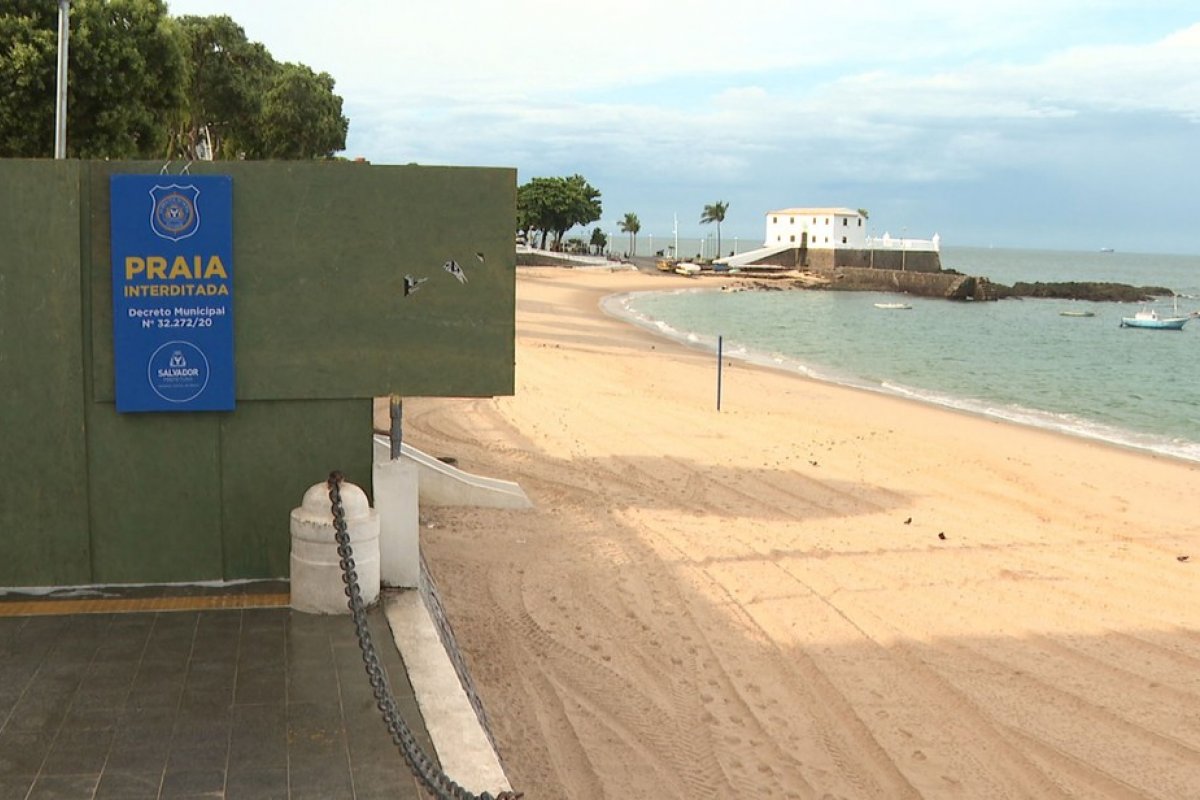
[1100,247,1115,253]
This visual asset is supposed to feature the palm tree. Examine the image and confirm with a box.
[589,226,608,256]
[700,201,729,258]
[619,212,641,256]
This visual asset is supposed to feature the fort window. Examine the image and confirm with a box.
[843,218,848,226]
[842,236,847,244]
[790,235,795,242]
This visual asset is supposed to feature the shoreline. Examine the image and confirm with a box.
[398,266,1200,798]
[602,282,1200,465]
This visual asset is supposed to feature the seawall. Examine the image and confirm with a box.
[746,246,943,272]
[734,266,998,300]
[821,267,996,300]
[735,246,1001,300]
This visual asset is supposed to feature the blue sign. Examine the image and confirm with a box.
[110,175,234,412]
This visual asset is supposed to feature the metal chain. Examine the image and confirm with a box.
[327,471,523,800]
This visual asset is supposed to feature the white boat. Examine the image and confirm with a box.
[1120,307,1189,330]
[674,262,701,277]
[874,302,912,310]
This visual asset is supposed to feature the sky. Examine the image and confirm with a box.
[166,0,1200,254]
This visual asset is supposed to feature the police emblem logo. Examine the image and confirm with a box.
[149,184,201,241]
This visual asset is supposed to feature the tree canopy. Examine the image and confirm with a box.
[1,0,186,158]
[700,200,729,258]
[589,226,607,255]
[516,175,603,250]
[257,63,348,159]
[0,1,347,159]
[170,14,275,160]
[0,0,60,156]
[619,212,640,256]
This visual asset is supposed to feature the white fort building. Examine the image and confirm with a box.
[720,207,941,271]
[763,207,939,252]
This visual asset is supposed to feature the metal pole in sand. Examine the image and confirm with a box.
[716,336,723,411]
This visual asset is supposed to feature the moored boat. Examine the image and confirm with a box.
[874,302,913,310]
[1059,310,1096,317]
[1120,308,1189,330]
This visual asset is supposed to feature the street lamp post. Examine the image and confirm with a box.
[54,0,71,159]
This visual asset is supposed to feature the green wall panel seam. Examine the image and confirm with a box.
[80,162,98,581]
[217,413,228,579]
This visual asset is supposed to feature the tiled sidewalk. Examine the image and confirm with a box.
[0,602,434,799]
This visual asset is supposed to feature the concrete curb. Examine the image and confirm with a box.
[383,589,512,796]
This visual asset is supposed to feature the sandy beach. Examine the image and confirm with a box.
[384,266,1200,799]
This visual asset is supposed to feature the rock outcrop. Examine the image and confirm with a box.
[727,270,1177,303]
[989,281,1175,302]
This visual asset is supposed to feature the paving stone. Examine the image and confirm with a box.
[0,597,432,798]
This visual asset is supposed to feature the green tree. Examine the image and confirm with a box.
[1,0,188,158]
[0,1,57,156]
[619,212,641,256]
[516,179,550,248]
[700,200,729,259]
[171,14,276,160]
[516,175,603,250]
[0,3,347,160]
[857,208,869,219]
[256,63,348,158]
[516,191,537,244]
[589,226,607,255]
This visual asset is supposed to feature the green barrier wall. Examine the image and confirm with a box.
[0,159,515,586]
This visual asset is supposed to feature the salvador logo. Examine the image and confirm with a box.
[149,184,201,241]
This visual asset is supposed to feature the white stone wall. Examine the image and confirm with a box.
[764,208,867,249]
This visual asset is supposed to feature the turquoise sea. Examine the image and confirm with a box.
[606,246,1200,462]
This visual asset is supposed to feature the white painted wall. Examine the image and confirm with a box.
[764,207,867,249]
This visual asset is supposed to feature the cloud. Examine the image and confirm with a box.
[167,0,1200,250]
[171,1,1194,100]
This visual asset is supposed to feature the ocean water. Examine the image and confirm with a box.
[606,246,1200,462]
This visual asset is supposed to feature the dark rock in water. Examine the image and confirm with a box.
[728,271,1177,304]
[994,282,1174,302]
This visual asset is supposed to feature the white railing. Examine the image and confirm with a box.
[867,233,941,252]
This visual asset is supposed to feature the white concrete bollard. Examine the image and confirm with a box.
[373,458,420,588]
[290,480,380,614]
